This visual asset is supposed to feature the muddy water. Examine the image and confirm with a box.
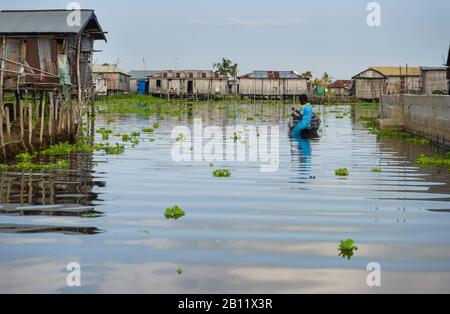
[1,104,450,293]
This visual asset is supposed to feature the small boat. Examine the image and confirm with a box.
[288,108,321,139]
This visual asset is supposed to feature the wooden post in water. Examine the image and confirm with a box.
[48,91,54,141]
[39,92,45,144]
[0,111,5,159]
[5,107,10,137]
[28,99,34,151]
[20,92,25,150]
[76,34,83,132]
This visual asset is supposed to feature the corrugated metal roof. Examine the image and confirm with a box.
[129,70,161,79]
[239,71,306,79]
[329,80,352,89]
[420,66,447,71]
[93,64,130,76]
[0,9,106,40]
[371,66,421,77]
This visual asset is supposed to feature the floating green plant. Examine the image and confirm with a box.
[338,239,358,260]
[406,137,430,145]
[372,168,382,173]
[80,213,99,219]
[176,133,187,142]
[16,152,33,161]
[213,169,231,178]
[335,168,349,176]
[95,143,125,155]
[40,143,79,156]
[177,266,183,275]
[164,205,185,220]
[142,128,154,133]
[153,122,160,129]
[209,163,214,167]
[1,159,69,171]
[416,153,450,167]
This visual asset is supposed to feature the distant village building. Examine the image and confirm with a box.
[328,80,352,96]
[352,66,421,100]
[129,70,160,95]
[148,70,229,97]
[238,71,308,99]
[420,67,448,95]
[93,63,130,95]
[93,74,107,97]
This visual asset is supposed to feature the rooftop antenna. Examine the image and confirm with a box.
[113,57,120,71]
[143,58,146,71]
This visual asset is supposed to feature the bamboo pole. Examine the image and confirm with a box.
[39,92,45,144]
[0,111,6,160]
[48,91,53,140]
[19,94,25,149]
[5,107,10,137]
[76,34,83,131]
[0,36,5,107]
[28,100,34,150]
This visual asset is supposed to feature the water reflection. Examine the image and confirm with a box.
[1,103,450,293]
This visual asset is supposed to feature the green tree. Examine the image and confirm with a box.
[301,71,313,79]
[213,58,239,79]
[321,72,333,84]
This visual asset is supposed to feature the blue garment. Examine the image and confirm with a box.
[292,104,313,137]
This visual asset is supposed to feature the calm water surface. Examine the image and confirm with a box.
[1,104,450,293]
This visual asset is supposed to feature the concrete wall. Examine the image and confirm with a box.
[379,94,450,147]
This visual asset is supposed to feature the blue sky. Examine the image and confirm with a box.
[2,0,449,79]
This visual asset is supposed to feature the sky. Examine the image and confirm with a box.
[1,0,449,79]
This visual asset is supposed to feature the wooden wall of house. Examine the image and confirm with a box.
[239,78,308,96]
[422,70,448,94]
[149,78,229,96]
[329,87,350,96]
[385,76,421,95]
[353,79,386,100]
[99,73,130,94]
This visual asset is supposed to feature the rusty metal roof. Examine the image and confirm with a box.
[0,9,106,40]
[239,71,307,79]
[329,80,353,89]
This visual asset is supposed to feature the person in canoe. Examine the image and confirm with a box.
[289,94,321,139]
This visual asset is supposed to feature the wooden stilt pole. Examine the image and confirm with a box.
[5,107,10,137]
[39,91,45,144]
[0,111,6,160]
[28,100,34,151]
[48,91,53,140]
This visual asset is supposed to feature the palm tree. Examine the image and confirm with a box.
[301,71,313,79]
[321,72,333,85]
[213,58,238,79]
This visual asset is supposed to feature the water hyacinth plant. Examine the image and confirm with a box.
[338,239,358,260]
[164,205,185,220]
[213,169,231,178]
[335,168,349,176]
